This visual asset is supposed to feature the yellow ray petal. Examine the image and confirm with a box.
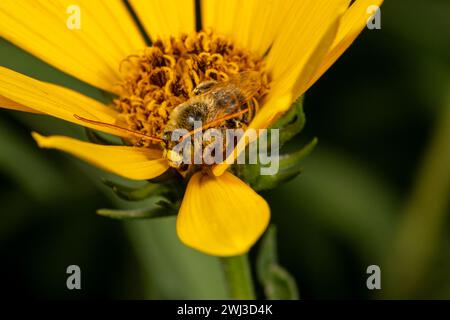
[33,133,168,180]
[0,95,41,113]
[129,0,195,40]
[278,16,342,103]
[177,171,270,256]
[243,0,296,56]
[307,0,384,88]
[266,0,349,91]
[0,0,145,92]
[0,67,129,138]
[201,0,238,37]
[202,0,292,56]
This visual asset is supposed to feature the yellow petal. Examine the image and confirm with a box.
[286,17,342,102]
[33,133,169,180]
[201,0,292,56]
[201,0,238,38]
[0,67,131,138]
[129,0,195,40]
[307,0,384,88]
[177,172,270,256]
[266,0,349,93]
[0,0,145,92]
[0,95,41,113]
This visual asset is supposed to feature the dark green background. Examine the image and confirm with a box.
[0,1,449,299]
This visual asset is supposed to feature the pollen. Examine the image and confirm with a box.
[114,29,269,147]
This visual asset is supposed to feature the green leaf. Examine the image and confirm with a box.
[264,265,299,300]
[97,207,176,220]
[256,226,278,284]
[256,226,299,300]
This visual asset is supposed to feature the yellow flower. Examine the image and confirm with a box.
[0,0,382,256]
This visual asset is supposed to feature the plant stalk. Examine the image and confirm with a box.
[220,254,256,299]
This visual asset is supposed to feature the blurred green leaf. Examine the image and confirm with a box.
[257,226,299,300]
[264,265,299,300]
[257,226,278,284]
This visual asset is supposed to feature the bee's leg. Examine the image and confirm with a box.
[243,98,255,123]
[193,80,217,95]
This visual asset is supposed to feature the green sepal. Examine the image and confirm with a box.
[236,137,317,191]
[233,97,313,191]
[102,179,173,202]
[97,206,176,220]
[270,97,305,148]
[255,137,318,190]
[100,179,182,220]
[256,226,299,300]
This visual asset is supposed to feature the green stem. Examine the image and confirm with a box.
[220,254,256,299]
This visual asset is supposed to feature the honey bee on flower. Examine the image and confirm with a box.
[0,0,383,257]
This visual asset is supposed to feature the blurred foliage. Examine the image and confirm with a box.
[0,0,449,299]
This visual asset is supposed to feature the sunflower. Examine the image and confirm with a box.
[0,0,383,257]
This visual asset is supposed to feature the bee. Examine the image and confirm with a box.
[162,71,263,167]
[74,71,264,172]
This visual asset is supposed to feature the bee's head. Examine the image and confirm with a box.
[162,99,210,168]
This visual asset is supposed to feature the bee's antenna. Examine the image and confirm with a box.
[180,108,250,141]
[73,114,164,143]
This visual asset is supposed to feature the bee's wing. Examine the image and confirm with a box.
[207,71,262,120]
[217,71,262,101]
[179,72,263,138]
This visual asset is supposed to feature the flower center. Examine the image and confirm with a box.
[114,29,269,148]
